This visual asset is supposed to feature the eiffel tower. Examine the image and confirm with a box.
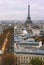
[25,5,32,26]
[25,5,33,33]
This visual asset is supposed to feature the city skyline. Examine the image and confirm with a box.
[0,0,44,20]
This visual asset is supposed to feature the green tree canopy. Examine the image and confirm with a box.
[30,58,42,65]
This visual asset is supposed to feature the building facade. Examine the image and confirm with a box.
[15,53,44,65]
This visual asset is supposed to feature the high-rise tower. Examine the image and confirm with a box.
[25,5,32,25]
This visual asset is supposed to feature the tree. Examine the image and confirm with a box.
[42,61,44,65]
[42,38,44,45]
[30,58,42,65]
[1,53,17,65]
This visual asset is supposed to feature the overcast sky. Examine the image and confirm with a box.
[0,0,44,20]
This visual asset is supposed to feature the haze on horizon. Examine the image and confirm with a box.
[0,0,44,21]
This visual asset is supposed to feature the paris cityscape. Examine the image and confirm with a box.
[0,0,44,65]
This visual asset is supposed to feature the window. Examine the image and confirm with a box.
[24,60,25,62]
[21,56,23,59]
[41,57,42,60]
[24,56,25,59]
[18,56,20,59]
[32,57,33,59]
[26,56,28,59]
[29,57,31,59]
